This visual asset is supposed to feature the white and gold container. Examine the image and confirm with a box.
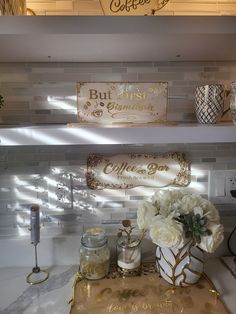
[79,228,110,280]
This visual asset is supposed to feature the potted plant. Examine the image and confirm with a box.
[137,189,224,286]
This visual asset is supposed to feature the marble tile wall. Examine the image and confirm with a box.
[0,61,235,125]
[0,61,236,239]
[0,143,236,238]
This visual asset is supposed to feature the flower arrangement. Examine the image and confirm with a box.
[137,189,224,253]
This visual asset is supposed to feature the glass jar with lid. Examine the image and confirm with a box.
[79,228,110,280]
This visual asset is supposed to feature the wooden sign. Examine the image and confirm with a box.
[99,0,170,15]
[87,153,190,190]
[77,82,167,125]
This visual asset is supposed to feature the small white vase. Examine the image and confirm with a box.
[156,241,204,286]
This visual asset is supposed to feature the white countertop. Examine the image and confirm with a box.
[0,265,77,314]
[0,259,235,314]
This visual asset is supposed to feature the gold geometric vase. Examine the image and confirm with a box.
[156,240,204,286]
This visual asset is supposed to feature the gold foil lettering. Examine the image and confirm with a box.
[103,163,114,174]
[96,288,112,302]
[117,91,146,100]
[106,102,154,113]
[110,0,151,13]
[103,161,169,177]
[89,89,112,100]
[147,163,169,175]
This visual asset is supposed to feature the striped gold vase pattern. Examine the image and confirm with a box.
[156,241,204,286]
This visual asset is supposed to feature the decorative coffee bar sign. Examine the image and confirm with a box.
[87,153,190,190]
[77,82,167,124]
[99,0,170,15]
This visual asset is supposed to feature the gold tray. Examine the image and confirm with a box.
[70,263,229,314]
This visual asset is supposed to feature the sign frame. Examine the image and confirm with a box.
[86,153,191,190]
[77,82,168,125]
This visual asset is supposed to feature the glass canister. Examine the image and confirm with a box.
[230,81,236,125]
[79,228,110,280]
[117,236,141,277]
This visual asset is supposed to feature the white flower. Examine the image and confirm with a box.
[204,202,220,223]
[137,200,157,230]
[149,217,184,249]
[179,194,205,215]
[137,189,223,252]
[198,224,224,253]
[193,206,204,216]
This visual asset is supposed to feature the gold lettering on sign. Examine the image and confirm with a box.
[89,89,112,100]
[87,153,191,190]
[106,102,154,113]
[100,0,171,16]
[117,90,147,100]
[109,0,151,13]
[106,301,173,313]
[103,162,169,176]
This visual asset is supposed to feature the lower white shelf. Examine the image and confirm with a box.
[0,123,235,146]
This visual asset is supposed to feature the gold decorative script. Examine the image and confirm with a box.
[86,153,190,190]
[70,263,228,314]
[99,0,170,15]
[77,82,167,125]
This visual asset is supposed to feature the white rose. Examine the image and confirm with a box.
[204,202,220,223]
[137,201,157,230]
[149,217,184,249]
[199,224,224,253]
[180,194,204,214]
[193,206,204,216]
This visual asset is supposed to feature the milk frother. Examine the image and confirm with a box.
[26,205,49,285]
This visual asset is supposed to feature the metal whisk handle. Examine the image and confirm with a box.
[30,205,40,245]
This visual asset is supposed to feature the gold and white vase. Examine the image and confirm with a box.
[156,241,204,286]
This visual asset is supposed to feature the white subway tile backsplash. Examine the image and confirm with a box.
[0,61,236,240]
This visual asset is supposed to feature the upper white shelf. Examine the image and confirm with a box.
[0,123,235,146]
[0,16,236,62]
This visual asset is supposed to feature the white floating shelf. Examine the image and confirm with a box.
[0,123,235,146]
